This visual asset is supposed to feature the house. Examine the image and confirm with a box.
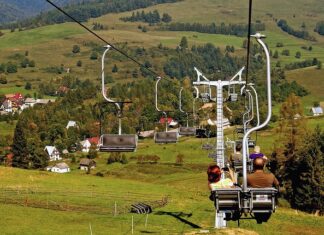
[311,107,323,116]
[5,93,24,110]
[80,137,99,152]
[201,117,230,129]
[49,162,70,173]
[66,121,77,129]
[159,117,178,127]
[80,139,91,153]
[139,130,155,138]
[79,158,96,171]
[36,99,55,105]
[44,146,61,161]
[1,99,13,113]
[24,98,37,107]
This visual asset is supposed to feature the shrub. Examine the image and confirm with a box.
[175,153,185,165]
[72,45,80,53]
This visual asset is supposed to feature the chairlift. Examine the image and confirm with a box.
[211,34,277,225]
[154,77,178,144]
[228,83,238,102]
[194,67,212,103]
[98,45,138,152]
[178,87,198,136]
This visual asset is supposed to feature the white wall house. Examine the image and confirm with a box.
[44,146,61,161]
[80,139,91,153]
[79,158,96,171]
[66,121,77,129]
[311,107,323,116]
[50,162,70,173]
[1,100,13,113]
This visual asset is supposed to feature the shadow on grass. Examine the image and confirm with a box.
[155,211,201,228]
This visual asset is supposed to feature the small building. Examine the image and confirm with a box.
[50,162,70,173]
[44,146,61,161]
[36,99,55,105]
[311,107,323,116]
[1,99,13,113]
[66,120,77,129]
[80,137,99,153]
[80,139,91,153]
[159,117,178,127]
[24,98,37,107]
[79,158,96,171]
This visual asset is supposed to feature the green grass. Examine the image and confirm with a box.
[0,121,16,137]
[0,23,85,49]
[0,136,323,235]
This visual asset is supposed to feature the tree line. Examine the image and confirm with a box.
[120,10,172,24]
[162,22,265,37]
[277,19,316,41]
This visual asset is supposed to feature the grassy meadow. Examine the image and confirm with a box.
[1,136,324,235]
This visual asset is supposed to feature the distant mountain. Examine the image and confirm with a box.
[0,0,87,23]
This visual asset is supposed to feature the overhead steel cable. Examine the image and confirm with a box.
[46,0,162,79]
[245,0,253,84]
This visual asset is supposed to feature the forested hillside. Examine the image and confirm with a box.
[0,0,87,24]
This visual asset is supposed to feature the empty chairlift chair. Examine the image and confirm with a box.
[99,134,138,152]
[98,45,138,152]
[178,87,198,136]
[154,77,179,144]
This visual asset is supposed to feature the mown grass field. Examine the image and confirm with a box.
[0,136,324,235]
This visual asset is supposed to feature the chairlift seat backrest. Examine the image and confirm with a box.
[155,132,178,144]
[179,127,196,136]
[229,93,238,102]
[248,188,277,213]
[213,188,242,213]
[99,134,138,152]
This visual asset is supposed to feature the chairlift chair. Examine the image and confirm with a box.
[210,34,277,225]
[178,87,198,136]
[154,77,178,144]
[98,45,138,152]
[228,83,238,102]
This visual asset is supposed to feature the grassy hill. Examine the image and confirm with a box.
[0,0,323,93]
[0,1,323,233]
[0,137,324,235]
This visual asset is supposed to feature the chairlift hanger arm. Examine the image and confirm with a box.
[242,33,272,191]
[102,45,121,111]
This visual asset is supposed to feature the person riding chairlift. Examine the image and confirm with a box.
[207,164,236,191]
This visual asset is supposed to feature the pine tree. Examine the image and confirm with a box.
[283,126,324,213]
[12,120,29,168]
[271,94,306,178]
[179,36,188,49]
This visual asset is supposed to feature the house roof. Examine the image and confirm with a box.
[36,99,55,104]
[159,117,174,124]
[66,121,77,129]
[87,137,99,145]
[80,139,91,146]
[44,146,58,155]
[54,162,69,169]
[2,99,12,109]
[312,107,323,114]
[25,98,36,103]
